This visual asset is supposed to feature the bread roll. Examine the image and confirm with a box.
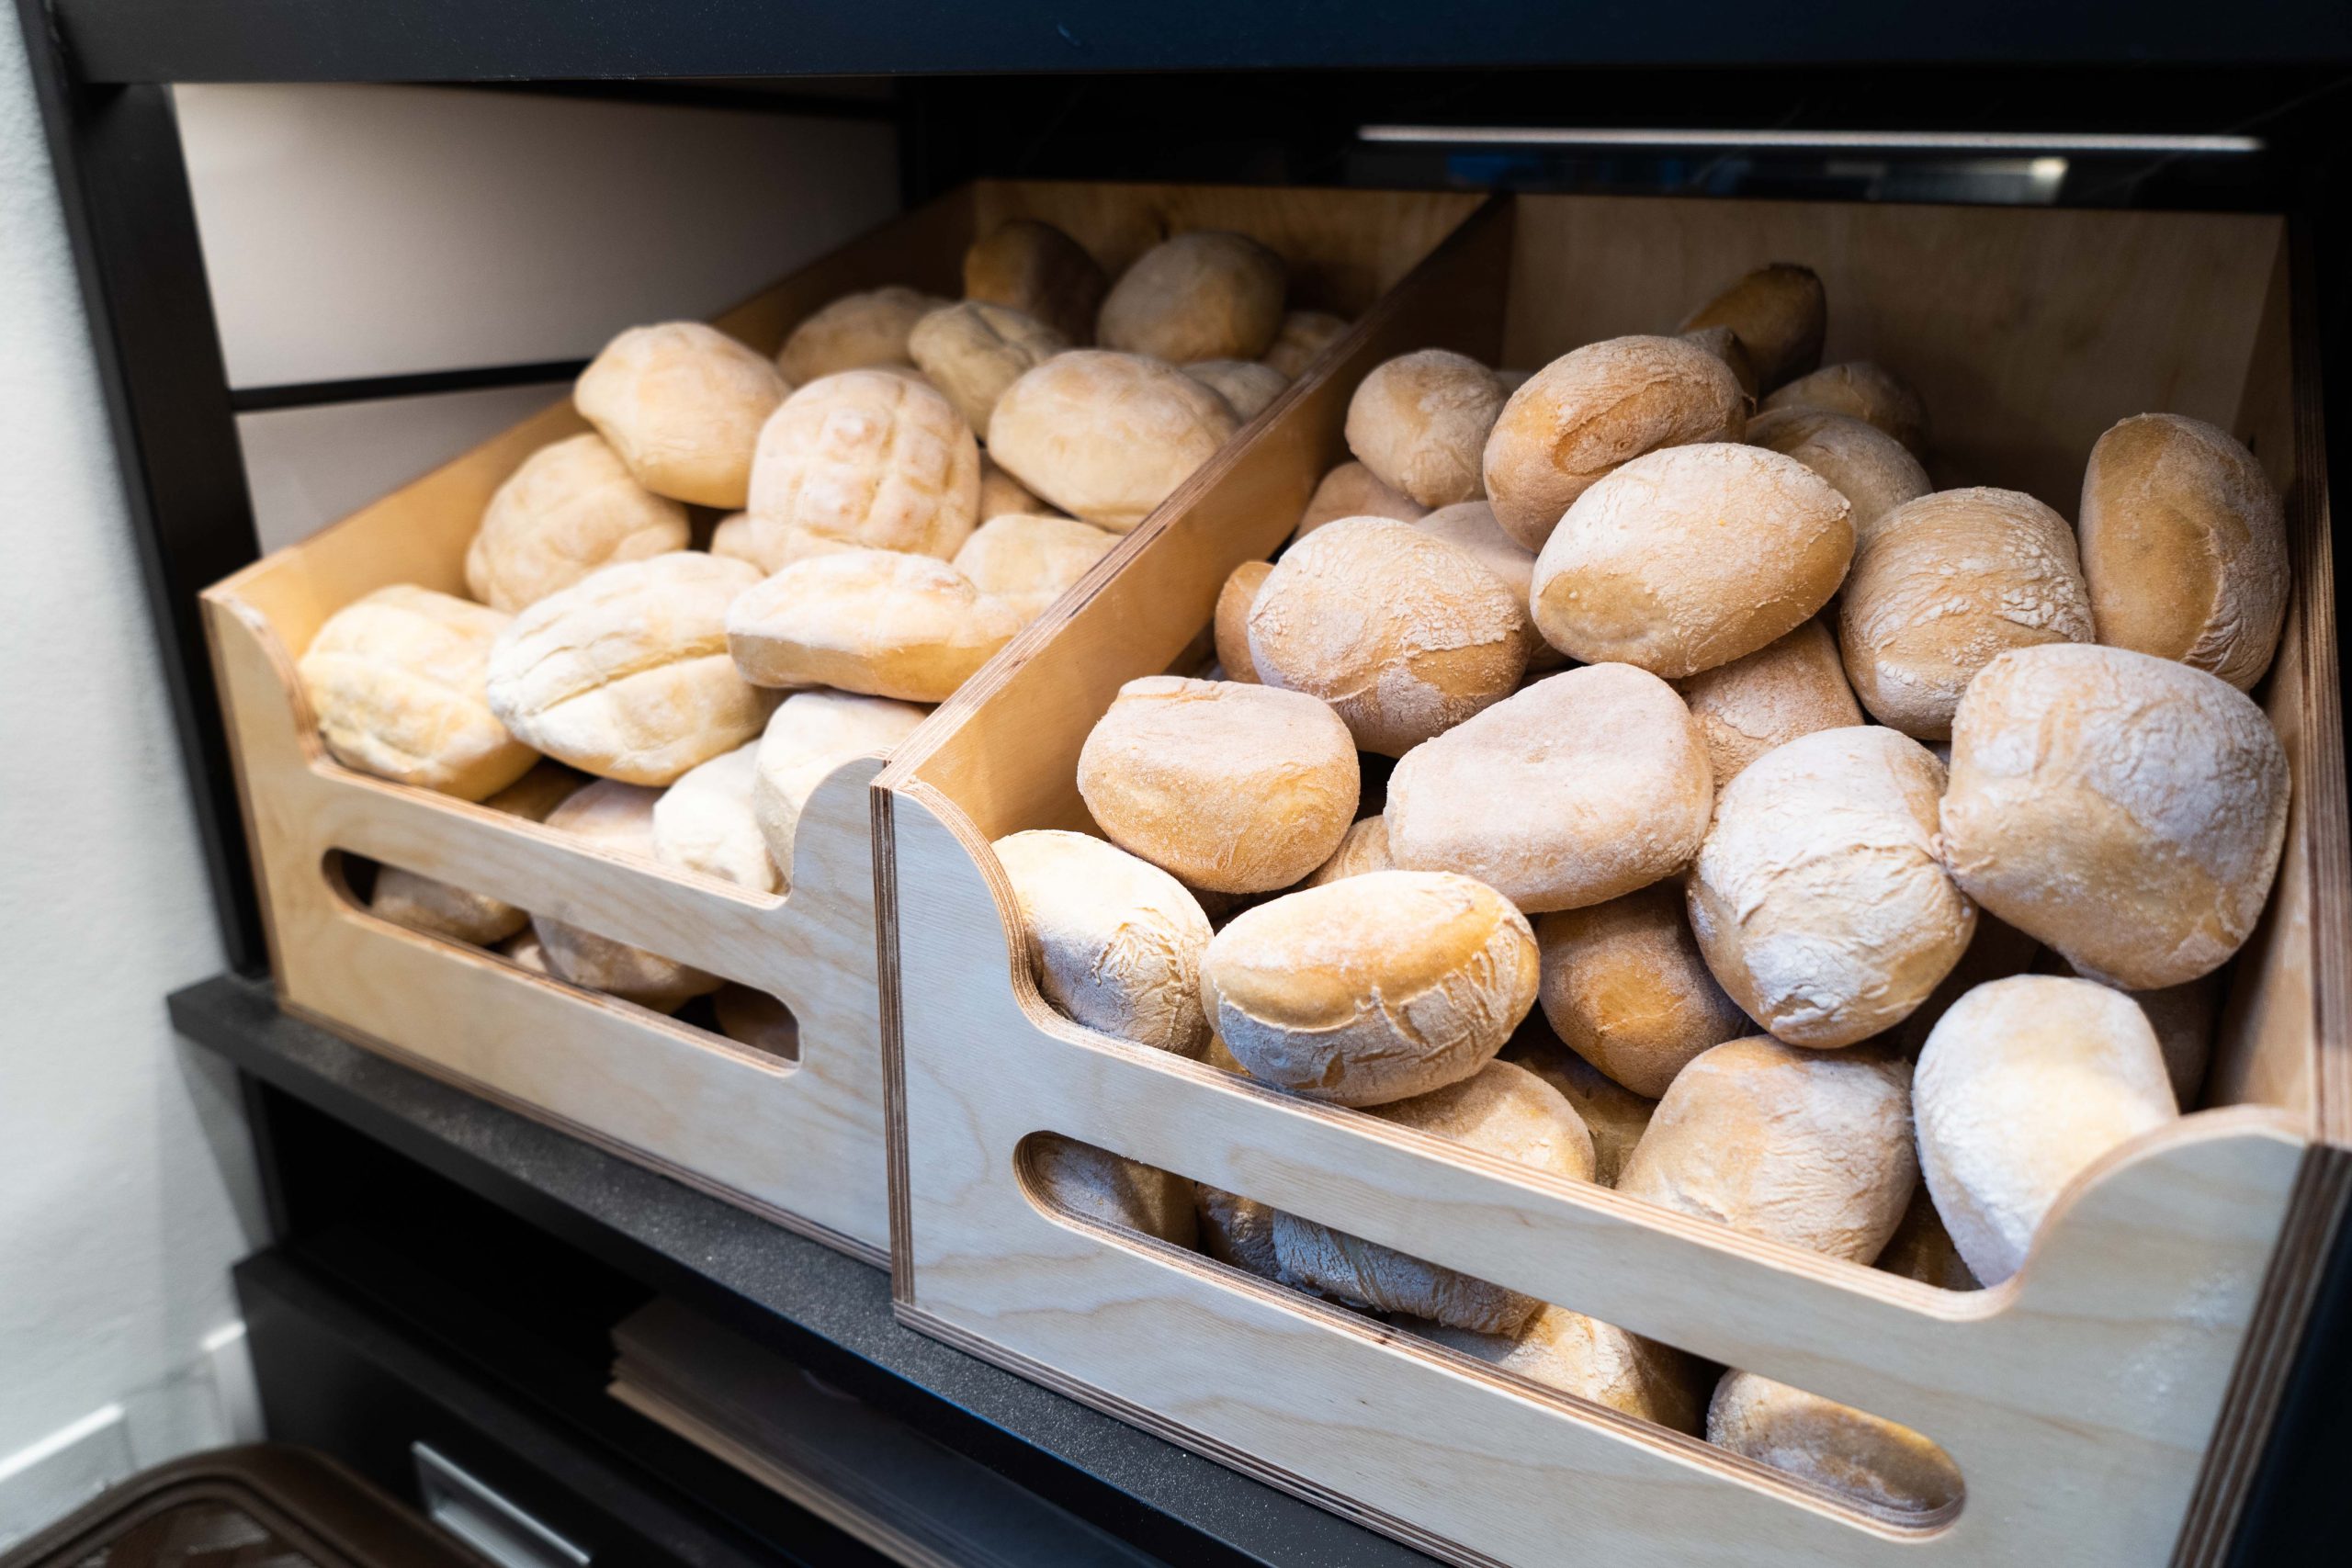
[1537,883,1748,1099]
[1939,644,2289,989]
[707,513,760,566]
[1272,1061,1591,1329]
[1345,350,1507,508]
[573,322,788,508]
[1838,487,2094,739]
[713,985,800,1059]
[1261,309,1348,378]
[1671,618,1862,791]
[1744,408,1929,539]
[1915,975,2177,1283]
[906,300,1068,437]
[368,764,582,945]
[727,549,1023,704]
[1679,324,1758,400]
[2039,954,2219,1108]
[978,451,1055,522]
[651,740,777,893]
[952,513,1120,618]
[1409,501,1559,671]
[533,781,722,1010]
[1185,358,1287,421]
[1077,676,1357,893]
[1412,1304,1702,1431]
[1708,1371,1962,1514]
[1096,231,1286,363]
[1027,1135,1198,1244]
[1385,665,1713,913]
[1532,444,1852,679]
[1294,459,1427,539]
[1690,727,1973,1048]
[1891,910,2041,1057]
[1677,263,1826,392]
[963,219,1108,345]
[732,519,861,575]
[1761,362,1928,456]
[987,351,1239,531]
[1505,1033,1656,1188]
[2078,412,2289,691]
[752,690,928,880]
[1212,559,1272,682]
[1193,1186,1283,1280]
[1619,1036,1915,1260]
[775,286,949,383]
[746,370,980,561]
[485,553,768,785]
[1301,815,1393,888]
[501,926,550,976]
[301,586,539,800]
[466,434,692,612]
[1247,516,1527,755]
[1876,1184,1978,1291]
[994,829,1213,1057]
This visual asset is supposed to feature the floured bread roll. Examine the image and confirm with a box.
[1028,1135,1197,1245]
[1385,665,1713,913]
[1345,350,1507,508]
[651,740,776,893]
[1272,1061,1591,1330]
[978,451,1054,521]
[775,286,950,384]
[1761,362,1928,455]
[994,829,1213,1057]
[1076,676,1357,893]
[988,351,1238,531]
[1939,644,2288,990]
[963,219,1108,346]
[1185,358,1288,421]
[1537,883,1748,1099]
[1679,324,1758,400]
[485,553,769,785]
[707,513,760,565]
[465,434,690,613]
[1708,1372,1962,1514]
[1744,408,1928,539]
[1915,976,2177,1283]
[747,370,981,560]
[1839,488,2094,739]
[1413,1304,1703,1431]
[1415,501,1558,669]
[2041,954,2219,1108]
[2078,412,2289,691]
[1877,1184,1978,1291]
[1212,559,1272,682]
[1504,1034,1655,1188]
[952,513,1119,618]
[1295,459,1427,539]
[1690,727,1973,1048]
[752,690,927,880]
[907,300,1069,436]
[1096,231,1287,363]
[713,986,800,1059]
[1247,516,1528,755]
[1677,263,1827,392]
[1193,1186,1283,1281]
[1301,815,1393,888]
[1261,309,1349,378]
[726,549,1024,703]
[1620,1036,1916,1260]
[1671,618,1861,791]
[301,585,539,799]
[368,764,582,945]
[533,780,722,1010]
[574,322,788,508]
[1891,910,2041,1057]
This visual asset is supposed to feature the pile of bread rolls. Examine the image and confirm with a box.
[298,217,1334,1042]
[1000,261,2292,1517]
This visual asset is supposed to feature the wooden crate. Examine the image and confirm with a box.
[203,178,1487,1266]
[876,193,2347,1562]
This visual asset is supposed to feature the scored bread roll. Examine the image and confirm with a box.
[1671,618,1862,792]
[1027,1135,1198,1246]
[1385,664,1713,914]
[713,986,801,1060]
[978,451,1055,521]
[994,829,1213,1057]
[775,286,950,383]
[1482,335,1747,552]
[466,434,693,613]
[726,549,1025,704]
[1212,559,1272,682]
[1761,362,1928,456]
[1411,1304,1703,1432]
[532,780,722,1010]
[1261,309,1349,378]
[1744,408,1929,540]
[1096,231,1287,363]
[951,513,1120,619]
[1939,643,2289,989]
[1915,975,2178,1284]
[1415,501,1560,670]
[1193,1186,1283,1281]
[1677,263,1827,392]
[1877,1183,1979,1291]
[1708,1372,1962,1515]
[368,763,582,945]
[1294,459,1428,539]
[573,322,788,508]
[987,351,1239,531]
[907,300,1069,436]
[1679,323,1759,400]
[1344,349,1508,508]
[651,740,777,893]
[1536,883,1750,1100]
[747,370,981,561]
[963,219,1108,345]
[1184,358,1288,421]
[1690,727,1973,1048]
[1076,676,1357,893]
[752,690,928,880]
[1838,487,2094,739]
[1504,1033,1656,1188]
[2078,412,2289,691]
[1301,815,1394,888]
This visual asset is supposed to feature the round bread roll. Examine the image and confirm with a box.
[1483,335,1748,552]
[1301,815,1393,889]
[752,690,928,880]
[1677,263,1826,392]
[1708,1371,1962,1514]
[1385,664,1713,913]
[987,351,1239,532]
[1261,309,1349,378]
[775,286,950,384]
[533,780,722,1010]
[1096,231,1286,363]
[1744,408,1929,539]
[1212,559,1272,682]
[713,985,800,1060]
[1413,501,1557,668]
[963,219,1108,346]
[1505,1033,1656,1188]
[1877,1184,1978,1291]
[1185,358,1288,421]
[1076,676,1357,893]
[1761,361,1928,456]
[1537,883,1749,1099]
[2078,412,2289,691]
[651,739,777,893]
[368,764,582,945]
[465,434,691,613]
[994,829,1213,1057]
[1679,324,1758,400]
[726,549,1024,704]
[1838,487,2095,739]
[1028,1135,1197,1246]
[1671,617,1862,791]
[1939,643,2288,989]
[1345,350,1507,508]
[746,370,981,561]
[1532,443,1853,680]
[485,553,769,786]
[573,322,788,508]
[2040,954,2219,1109]
[1620,1036,1916,1260]
[707,513,760,566]
[978,451,1055,522]
[1689,727,1973,1048]
[1272,1060,1589,1331]
[1193,1186,1283,1281]
[1413,1304,1702,1431]
[1202,872,1538,1106]
[906,300,1068,437]
[952,513,1120,619]
[1295,459,1427,539]
[1915,975,2177,1283]
[300,586,539,800]
[1891,909,2041,1057]
[1247,516,1528,755]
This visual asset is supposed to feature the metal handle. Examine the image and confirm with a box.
[413,1441,591,1568]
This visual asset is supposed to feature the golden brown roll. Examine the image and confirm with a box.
[1096,231,1287,363]
[1212,559,1272,682]
[1344,349,1508,508]
[725,549,1025,703]
[994,829,1213,1057]
[1537,883,1750,1099]
[573,321,788,508]
[775,285,951,383]
[1708,1372,1962,1515]
[1184,358,1289,421]
[1294,459,1428,539]
[1416,501,1560,671]
[1300,815,1394,888]
[987,351,1239,531]
[1261,309,1349,378]
[1677,263,1826,392]
[1503,1032,1656,1188]
[1412,1305,1704,1432]
[978,450,1055,521]
[1670,617,1862,792]
[951,513,1120,619]
[1679,323,1759,400]
[466,433,691,613]
[1761,361,1928,456]
[906,299,1069,436]
[532,780,723,1011]
[747,369,981,560]
[1743,407,1929,539]
[963,218,1108,345]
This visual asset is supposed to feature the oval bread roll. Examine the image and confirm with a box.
[1247,516,1528,756]
[1212,559,1272,682]
[1677,263,1827,392]
[1385,665,1713,914]
[1185,358,1288,421]
[1415,501,1561,670]
[573,322,788,508]
[1708,1371,1962,1514]
[1877,1184,1979,1291]
[978,450,1054,521]
[1537,883,1749,1099]
[1193,1186,1283,1281]
[1744,408,1929,539]
[1415,1304,1702,1431]
[963,219,1108,345]
[1939,643,2288,989]
[726,549,1025,704]
[952,513,1120,619]
[1295,459,1427,539]
[651,740,777,893]
[1505,1034,1656,1188]
[1076,676,1357,894]
[987,351,1239,532]
[532,780,722,1010]
[994,829,1213,1057]
[368,764,582,946]
[713,986,801,1060]
[1096,231,1287,363]
[301,586,539,800]
[1203,872,1538,1106]
[747,370,981,561]
[1027,1135,1198,1246]
[1761,361,1928,456]
[907,300,1069,437]
[775,286,950,383]
[465,434,691,613]
[1532,444,1852,679]
[1690,727,1973,1048]
[1344,349,1507,508]
[1261,309,1349,378]
[1915,975,2177,1283]
[1301,815,1394,889]
[752,690,928,880]
[1483,336,1747,551]
[1679,323,1759,400]
[1671,618,1862,791]
[2078,412,2289,691]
